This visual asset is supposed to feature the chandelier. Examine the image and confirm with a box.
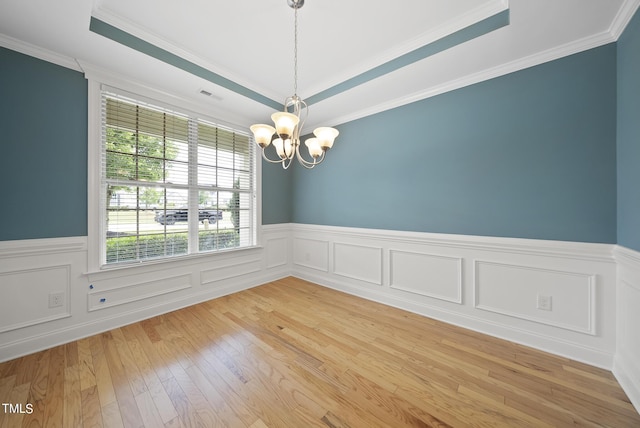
[250,0,339,169]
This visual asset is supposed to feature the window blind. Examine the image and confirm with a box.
[101,90,254,265]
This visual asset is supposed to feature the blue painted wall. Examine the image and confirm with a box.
[261,158,292,224]
[0,39,626,245]
[0,47,87,240]
[291,44,618,243]
[617,8,640,253]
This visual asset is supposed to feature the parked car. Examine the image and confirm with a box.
[154,208,223,225]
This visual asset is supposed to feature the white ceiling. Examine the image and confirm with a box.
[0,0,638,130]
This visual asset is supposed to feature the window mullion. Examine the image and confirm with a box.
[187,118,199,254]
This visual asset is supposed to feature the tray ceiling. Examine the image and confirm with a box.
[0,0,636,129]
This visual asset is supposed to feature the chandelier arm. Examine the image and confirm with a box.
[282,155,294,169]
[294,143,326,168]
[297,101,308,139]
[298,154,325,169]
[260,148,290,164]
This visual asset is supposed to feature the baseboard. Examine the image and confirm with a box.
[614,353,640,413]
[613,245,640,411]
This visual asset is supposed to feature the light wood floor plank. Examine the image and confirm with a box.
[42,345,65,427]
[134,390,166,428]
[125,337,179,425]
[0,375,17,427]
[76,338,97,393]
[101,332,145,428]
[80,385,103,428]
[2,383,29,428]
[0,277,638,427]
[101,400,125,428]
[63,365,82,428]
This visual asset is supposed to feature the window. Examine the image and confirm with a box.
[100,89,256,266]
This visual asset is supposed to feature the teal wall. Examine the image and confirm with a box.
[0,47,87,240]
[617,8,640,252]
[290,44,618,243]
[0,35,632,246]
[261,158,293,224]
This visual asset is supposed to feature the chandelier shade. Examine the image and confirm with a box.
[249,124,276,148]
[305,138,322,158]
[250,0,339,169]
[271,112,299,141]
[314,127,339,150]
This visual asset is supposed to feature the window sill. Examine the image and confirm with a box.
[85,245,264,281]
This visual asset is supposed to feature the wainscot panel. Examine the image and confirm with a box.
[201,256,262,285]
[613,245,640,412]
[266,236,289,269]
[333,242,383,285]
[0,224,291,362]
[88,273,192,311]
[474,261,596,334]
[290,223,617,369]
[293,237,329,272]
[390,250,462,303]
[0,264,71,333]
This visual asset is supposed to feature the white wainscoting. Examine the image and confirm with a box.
[474,261,596,335]
[293,237,329,272]
[290,223,617,369]
[333,242,383,285]
[613,245,640,412]
[0,224,291,362]
[390,250,462,303]
[2,223,638,412]
[0,261,72,333]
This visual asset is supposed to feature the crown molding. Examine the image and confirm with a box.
[303,0,509,98]
[80,60,251,129]
[0,34,81,72]
[89,8,280,103]
[609,0,640,40]
[323,28,616,128]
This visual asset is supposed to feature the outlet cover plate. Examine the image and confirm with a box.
[537,294,552,311]
[48,292,65,308]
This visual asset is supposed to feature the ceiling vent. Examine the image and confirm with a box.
[199,89,222,101]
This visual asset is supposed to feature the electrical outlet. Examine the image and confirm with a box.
[537,294,552,311]
[48,292,65,308]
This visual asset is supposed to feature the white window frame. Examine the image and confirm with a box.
[87,77,261,273]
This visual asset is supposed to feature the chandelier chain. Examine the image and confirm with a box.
[293,2,298,96]
[250,0,339,170]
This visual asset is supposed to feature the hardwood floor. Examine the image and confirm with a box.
[1,277,638,427]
